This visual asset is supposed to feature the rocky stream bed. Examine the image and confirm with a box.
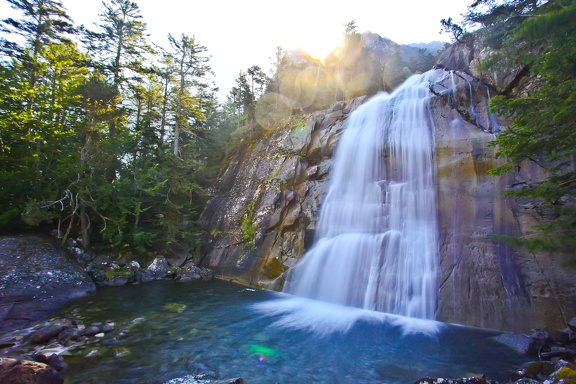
[1,234,575,384]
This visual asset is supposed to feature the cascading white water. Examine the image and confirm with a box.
[283,72,439,320]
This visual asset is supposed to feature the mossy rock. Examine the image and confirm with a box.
[261,257,286,279]
[104,268,134,279]
[162,303,187,314]
[556,367,576,381]
[522,361,556,378]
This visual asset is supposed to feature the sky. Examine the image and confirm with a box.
[1,0,471,101]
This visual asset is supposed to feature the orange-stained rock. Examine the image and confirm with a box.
[0,358,63,384]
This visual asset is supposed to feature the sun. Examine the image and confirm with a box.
[297,30,343,63]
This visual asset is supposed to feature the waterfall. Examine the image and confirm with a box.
[283,72,439,320]
[484,85,504,135]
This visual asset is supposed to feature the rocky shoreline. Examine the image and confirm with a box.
[1,235,576,383]
[1,310,575,383]
[0,315,244,383]
[0,235,213,335]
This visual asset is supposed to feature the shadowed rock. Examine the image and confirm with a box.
[0,235,96,334]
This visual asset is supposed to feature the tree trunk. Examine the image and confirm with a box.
[80,199,90,250]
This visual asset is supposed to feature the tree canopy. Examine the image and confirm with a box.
[0,0,228,262]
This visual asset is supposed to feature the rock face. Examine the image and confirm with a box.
[436,39,533,98]
[199,49,576,332]
[430,93,575,331]
[199,98,366,288]
[0,235,96,334]
[434,42,576,331]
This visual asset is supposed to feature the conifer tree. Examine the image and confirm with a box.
[167,33,211,158]
[84,0,152,181]
[0,0,87,231]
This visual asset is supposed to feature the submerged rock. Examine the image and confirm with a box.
[30,324,64,345]
[414,377,496,384]
[164,375,244,384]
[162,303,187,314]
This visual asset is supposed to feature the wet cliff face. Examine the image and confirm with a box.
[432,99,575,331]
[199,97,366,288]
[434,43,576,330]
[199,66,576,332]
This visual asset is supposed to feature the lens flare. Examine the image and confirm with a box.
[299,33,342,64]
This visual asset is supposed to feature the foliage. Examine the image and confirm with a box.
[241,198,258,251]
[440,17,465,43]
[461,0,576,258]
[0,0,233,259]
[344,20,358,36]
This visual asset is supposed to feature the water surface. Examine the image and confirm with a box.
[52,281,526,383]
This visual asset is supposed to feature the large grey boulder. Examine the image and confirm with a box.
[0,235,96,333]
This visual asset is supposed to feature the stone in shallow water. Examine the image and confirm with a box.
[164,376,243,384]
[162,303,187,314]
[101,322,115,333]
[491,332,533,355]
[30,324,63,344]
[83,325,101,337]
[56,327,83,344]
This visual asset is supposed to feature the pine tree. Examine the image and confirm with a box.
[167,33,211,158]
[83,0,152,181]
[0,1,88,232]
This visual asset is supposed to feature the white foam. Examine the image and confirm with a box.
[253,294,443,337]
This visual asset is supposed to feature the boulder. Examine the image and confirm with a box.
[0,358,63,384]
[0,235,96,333]
[567,317,576,332]
[85,256,138,287]
[175,265,213,281]
[142,257,170,282]
[30,324,64,344]
[491,333,534,355]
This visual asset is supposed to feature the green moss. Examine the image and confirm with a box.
[104,267,134,279]
[162,303,187,314]
[241,198,258,251]
[556,367,576,381]
[261,257,286,279]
